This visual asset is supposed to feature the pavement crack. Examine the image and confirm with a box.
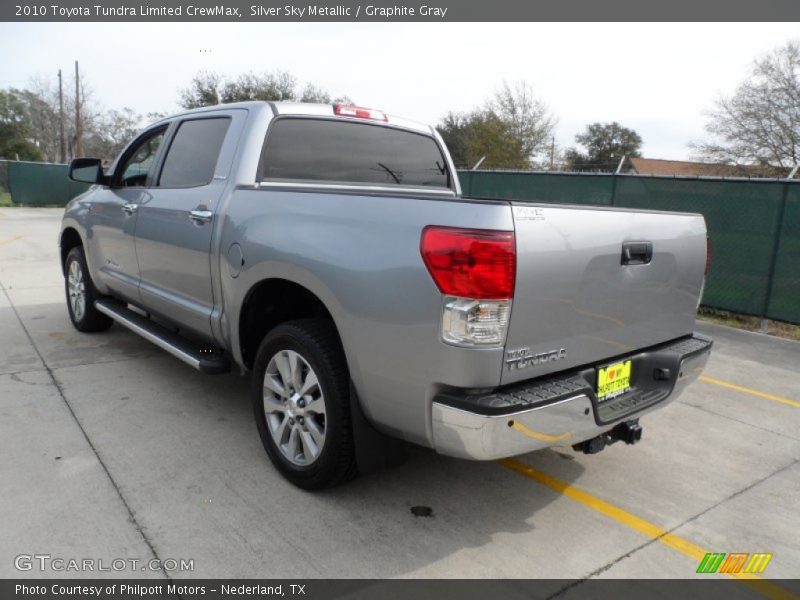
[1,282,172,582]
[678,399,800,441]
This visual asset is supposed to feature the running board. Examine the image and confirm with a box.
[95,300,231,374]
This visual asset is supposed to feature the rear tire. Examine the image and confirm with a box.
[64,246,113,333]
[251,318,356,490]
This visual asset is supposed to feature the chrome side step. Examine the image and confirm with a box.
[95,299,230,374]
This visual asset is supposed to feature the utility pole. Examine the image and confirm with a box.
[58,69,66,163]
[74,61,82,158]
[550,136,555,170]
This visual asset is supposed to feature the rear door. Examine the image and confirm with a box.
[501,203,707,385]
[133,110,241,340]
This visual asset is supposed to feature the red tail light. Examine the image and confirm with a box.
[333,104,388,122]
[705,236,712,276]
[420,227,516,300]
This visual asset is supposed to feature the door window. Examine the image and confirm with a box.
[158,118,231,188]
[117,128,166,187]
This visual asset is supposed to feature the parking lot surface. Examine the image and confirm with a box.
[1,207,798,586]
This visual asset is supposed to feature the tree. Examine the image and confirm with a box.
[0,89,44,160]
[438,110,528,169]
[83,107,142,160]
[436,81,556,169]
[179,71,222,108]
[490,81,556,165]
[565,122,643,172]
[179,70,350,108]
[694,41,800,169]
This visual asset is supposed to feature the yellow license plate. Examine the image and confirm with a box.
[597,360,632,400]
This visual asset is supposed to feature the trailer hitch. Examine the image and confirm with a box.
[573,419,643,454]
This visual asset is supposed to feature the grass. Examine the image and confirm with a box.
[698,307,800,341]
[0,192,12,207]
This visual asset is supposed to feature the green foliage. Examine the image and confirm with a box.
[0,89,45,161]
[437,81,555,169]
[179,70,350,108]
[438,111,527,169]
[565,122,643,172]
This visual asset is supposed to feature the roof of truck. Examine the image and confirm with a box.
[167,101,435,135]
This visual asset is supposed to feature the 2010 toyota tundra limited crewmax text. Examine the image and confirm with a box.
[60,101,712,489]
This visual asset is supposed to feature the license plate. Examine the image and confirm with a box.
[597,360,632,400]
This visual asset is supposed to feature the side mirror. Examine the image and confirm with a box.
[69,158,108,185]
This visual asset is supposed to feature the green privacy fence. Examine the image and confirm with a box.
[1,160,91,206]
[459,170,800,325]
[2,160,797,324]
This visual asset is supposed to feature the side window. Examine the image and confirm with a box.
[158,118,231,188]
[117,128,166,187]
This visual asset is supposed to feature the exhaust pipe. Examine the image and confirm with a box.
[573,419,642,454]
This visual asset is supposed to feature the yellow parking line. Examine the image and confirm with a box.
[699,375,800,409]
[500,458,796,600]
[0,235,22,247]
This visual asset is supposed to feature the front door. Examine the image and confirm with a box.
[133,114,235,341]
[88,126,167,302]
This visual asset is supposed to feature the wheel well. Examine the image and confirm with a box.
[60,228,82,274]
[239,279,335,369]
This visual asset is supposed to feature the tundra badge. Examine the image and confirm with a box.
[505,347,567,370]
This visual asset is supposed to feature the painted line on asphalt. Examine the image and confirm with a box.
[699,375,800,409]
[500,458,796,600]
[0,235,22,247]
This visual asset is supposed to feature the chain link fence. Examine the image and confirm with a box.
[459,170,800,325]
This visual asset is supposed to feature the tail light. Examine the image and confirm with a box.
[333,104,388,122]
[421,226,516,347]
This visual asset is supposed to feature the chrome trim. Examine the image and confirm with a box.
[189,209,213,223]
[94,301,201,370]
[432,343,712,461]
[122,202,138,215]
[257,181,455,197]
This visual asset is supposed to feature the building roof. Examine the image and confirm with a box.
[627,157,784,178]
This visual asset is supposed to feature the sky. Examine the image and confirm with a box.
[1,22,797,160]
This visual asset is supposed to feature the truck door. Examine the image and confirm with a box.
[88,125,167,303]
[133,111,241,341]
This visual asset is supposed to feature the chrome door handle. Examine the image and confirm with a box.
[189,209,213,224]
[122,203,138,215]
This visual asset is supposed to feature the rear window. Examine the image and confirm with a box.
[159,117,231,187]
[260,118,450,189]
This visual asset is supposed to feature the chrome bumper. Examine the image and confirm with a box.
[432,334,712,460]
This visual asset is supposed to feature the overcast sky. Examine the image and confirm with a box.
[1,22,797,160]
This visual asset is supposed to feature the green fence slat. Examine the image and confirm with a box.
[767,184,800,323]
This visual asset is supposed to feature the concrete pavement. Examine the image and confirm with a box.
[1,207,797,585]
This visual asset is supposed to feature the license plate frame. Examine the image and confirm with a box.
[596,359,633,401]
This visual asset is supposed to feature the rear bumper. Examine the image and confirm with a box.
[431,333,712,460]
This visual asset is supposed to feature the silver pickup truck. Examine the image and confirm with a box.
[61,101,712,489]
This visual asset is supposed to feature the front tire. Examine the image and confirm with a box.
[64,246,113,333]
[251,319,356,490]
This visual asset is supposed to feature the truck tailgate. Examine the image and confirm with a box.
[502,203,707,385]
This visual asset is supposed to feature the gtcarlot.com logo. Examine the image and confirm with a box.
[14,554,194,573]
[696,552,773,574]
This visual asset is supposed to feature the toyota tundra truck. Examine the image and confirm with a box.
[60,101,712,489]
